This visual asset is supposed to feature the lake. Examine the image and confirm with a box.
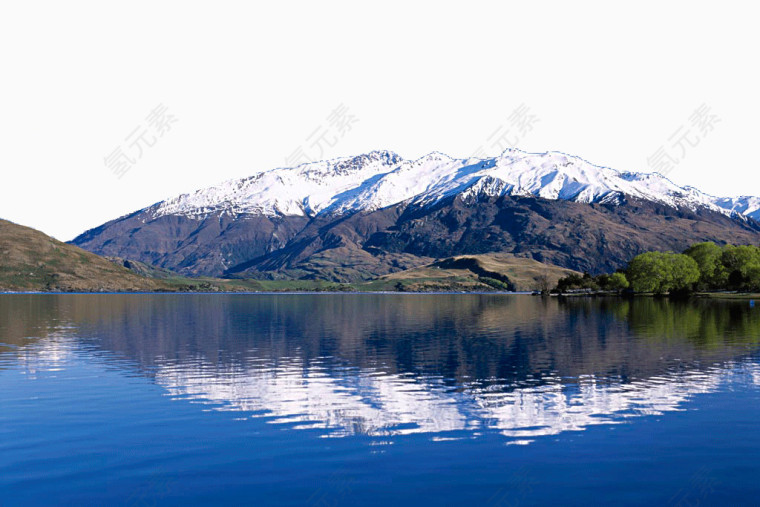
[1,294,759,505]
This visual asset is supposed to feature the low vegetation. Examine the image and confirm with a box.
[555,271,630,293]
[554,242,760,296]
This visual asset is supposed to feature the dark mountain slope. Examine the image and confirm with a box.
[73,211,309,277]
[361,194,760,275]
[224,194,760,281]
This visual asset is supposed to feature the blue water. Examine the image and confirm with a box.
[1,294,760,506]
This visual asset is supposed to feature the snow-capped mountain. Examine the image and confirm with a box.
[712,195,760,221]
[72,149,760,279]
[150,149,760,222]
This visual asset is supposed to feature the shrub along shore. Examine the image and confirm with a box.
[554,242,760,298]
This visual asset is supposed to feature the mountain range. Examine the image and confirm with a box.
[71,149,760,281]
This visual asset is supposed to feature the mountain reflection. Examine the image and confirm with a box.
[2,294,760,443]
[154,354,758,442]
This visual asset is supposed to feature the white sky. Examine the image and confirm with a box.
[1,1,758,241]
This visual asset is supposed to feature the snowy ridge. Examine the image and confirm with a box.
[711,195,760,221]
[150,149,759,221]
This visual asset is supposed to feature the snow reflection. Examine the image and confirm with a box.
[153,355,758,443]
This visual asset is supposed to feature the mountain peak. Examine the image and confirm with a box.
[147,150,760,223]
[329,150,402,175]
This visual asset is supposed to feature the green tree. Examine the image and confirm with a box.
[626,251,699,294]
[721,245,760,291]
[555,272,598,292]
[684,242,728,289]
[627,252,669,293]
[748,264,760,291]
[668,253,701,294]
[607,272,629,291]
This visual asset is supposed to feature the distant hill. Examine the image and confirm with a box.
[362,254,579,292]
[0,219,167,292]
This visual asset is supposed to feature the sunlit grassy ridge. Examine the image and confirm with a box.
[0,219,166,291]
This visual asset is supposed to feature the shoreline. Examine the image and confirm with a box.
[0,290,756,299]
[553,292,760,300]
[0,290,537,296]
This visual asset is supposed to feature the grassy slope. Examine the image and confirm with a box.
[0,219,168,291]
[358,253,580,292]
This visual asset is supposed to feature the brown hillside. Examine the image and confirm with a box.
[0,219,165,292]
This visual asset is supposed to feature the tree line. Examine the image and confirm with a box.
[555,242,760,295]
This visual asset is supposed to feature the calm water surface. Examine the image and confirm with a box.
[1,294,760,505]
